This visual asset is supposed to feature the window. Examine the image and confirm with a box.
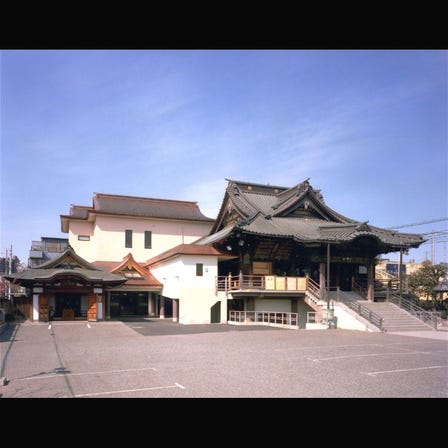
[78,235,90,241]
[144,231,152,249]
[125,229,133,248]
[196,263,203,276]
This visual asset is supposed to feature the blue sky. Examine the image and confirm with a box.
[1,50,447,265]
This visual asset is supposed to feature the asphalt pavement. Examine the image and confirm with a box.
[1,318,447,398]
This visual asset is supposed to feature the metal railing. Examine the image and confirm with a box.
[386,292,438,329]
[307,311,323,324]
[344,300,384,331]
[30,241,68,253]
[228,310,299,327]
[307,277,321,300]
[332,288,384,330]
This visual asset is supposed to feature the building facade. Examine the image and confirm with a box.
[195,179,425,323]
[28,237,69,268]
[6,179,425,327]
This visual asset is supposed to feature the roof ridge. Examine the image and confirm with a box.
[93,192,199,205]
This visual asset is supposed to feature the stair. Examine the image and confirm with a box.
[357,301,434,332]
[305,290,326,312]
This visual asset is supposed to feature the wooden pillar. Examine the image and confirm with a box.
[319,262,326,300]
[87,293,97,321]
[147,292,153,316]
[172,298,178,322]
[106,292,111,319]
[367,262,375,302]
[160,296,165,319]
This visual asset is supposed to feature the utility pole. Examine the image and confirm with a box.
[432,230,435,264]
[399,247,403,296]
[7,245,14,312]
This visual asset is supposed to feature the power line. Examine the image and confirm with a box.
[387,217,448,229]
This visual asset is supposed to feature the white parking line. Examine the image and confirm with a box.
[16,367,157,382]
[308,350,433,362]
[275,343,383,352]
[71,383,185,398]
[364,365,448,376]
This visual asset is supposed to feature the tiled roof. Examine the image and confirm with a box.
[92,193,214,221]
[61,193,214,232]
[145,244,235,267]
[6,268,126,286]
[5,247,126,286]
[236,215,424,247]
[94,253,162,288]
[207,179,425,249]
[194,225,235,245]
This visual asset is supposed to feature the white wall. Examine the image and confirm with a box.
[68,215,212,262]
[333,304,376,331]
[151,258,183,299]
[69,221,95,261]
[151,254,221,324]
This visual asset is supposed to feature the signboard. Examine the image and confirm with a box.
[265,276,276,290]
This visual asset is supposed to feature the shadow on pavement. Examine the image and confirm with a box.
[113,317,285,336]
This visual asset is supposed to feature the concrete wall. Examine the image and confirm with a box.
[254,299,290,312]
[296,299,315,329]
[151,254,221,324]
[69,221,95,260]
[333,304,375,331]
[68,215,212,262]
[151,258,183,299]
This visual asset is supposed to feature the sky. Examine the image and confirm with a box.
[1,50,447,265]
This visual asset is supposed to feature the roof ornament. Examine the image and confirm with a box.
[356,221,370,231]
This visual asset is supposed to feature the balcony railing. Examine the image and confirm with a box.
[216,274,308,294]
[30,241,68,253]
[228,310,299,328]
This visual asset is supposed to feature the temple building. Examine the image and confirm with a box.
[6,246,126,322]
[195,178,425,325]
[5,179,425,327]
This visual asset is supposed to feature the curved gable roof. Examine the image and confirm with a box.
[206,178,425,250]
[5,246,126,287]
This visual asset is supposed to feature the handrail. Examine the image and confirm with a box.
[335,289,384,330]
[352,280,367,299]
[344,300,384,331]
[386,291,438,329]
[306,277,321,298]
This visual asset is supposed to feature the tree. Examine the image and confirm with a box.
[408,261,447,302]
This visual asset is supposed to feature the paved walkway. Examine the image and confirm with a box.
[2,320,447,397]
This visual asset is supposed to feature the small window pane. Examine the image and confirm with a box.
[78,235,90,241]
[125,229,133,248]
[196,263,203,276]
[144,231,152,249]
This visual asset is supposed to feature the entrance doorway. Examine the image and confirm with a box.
[210,301,221,323]
[54,293,83,320]
[110,292,149,317]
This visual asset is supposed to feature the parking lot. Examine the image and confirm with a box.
[1,318,447,398]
